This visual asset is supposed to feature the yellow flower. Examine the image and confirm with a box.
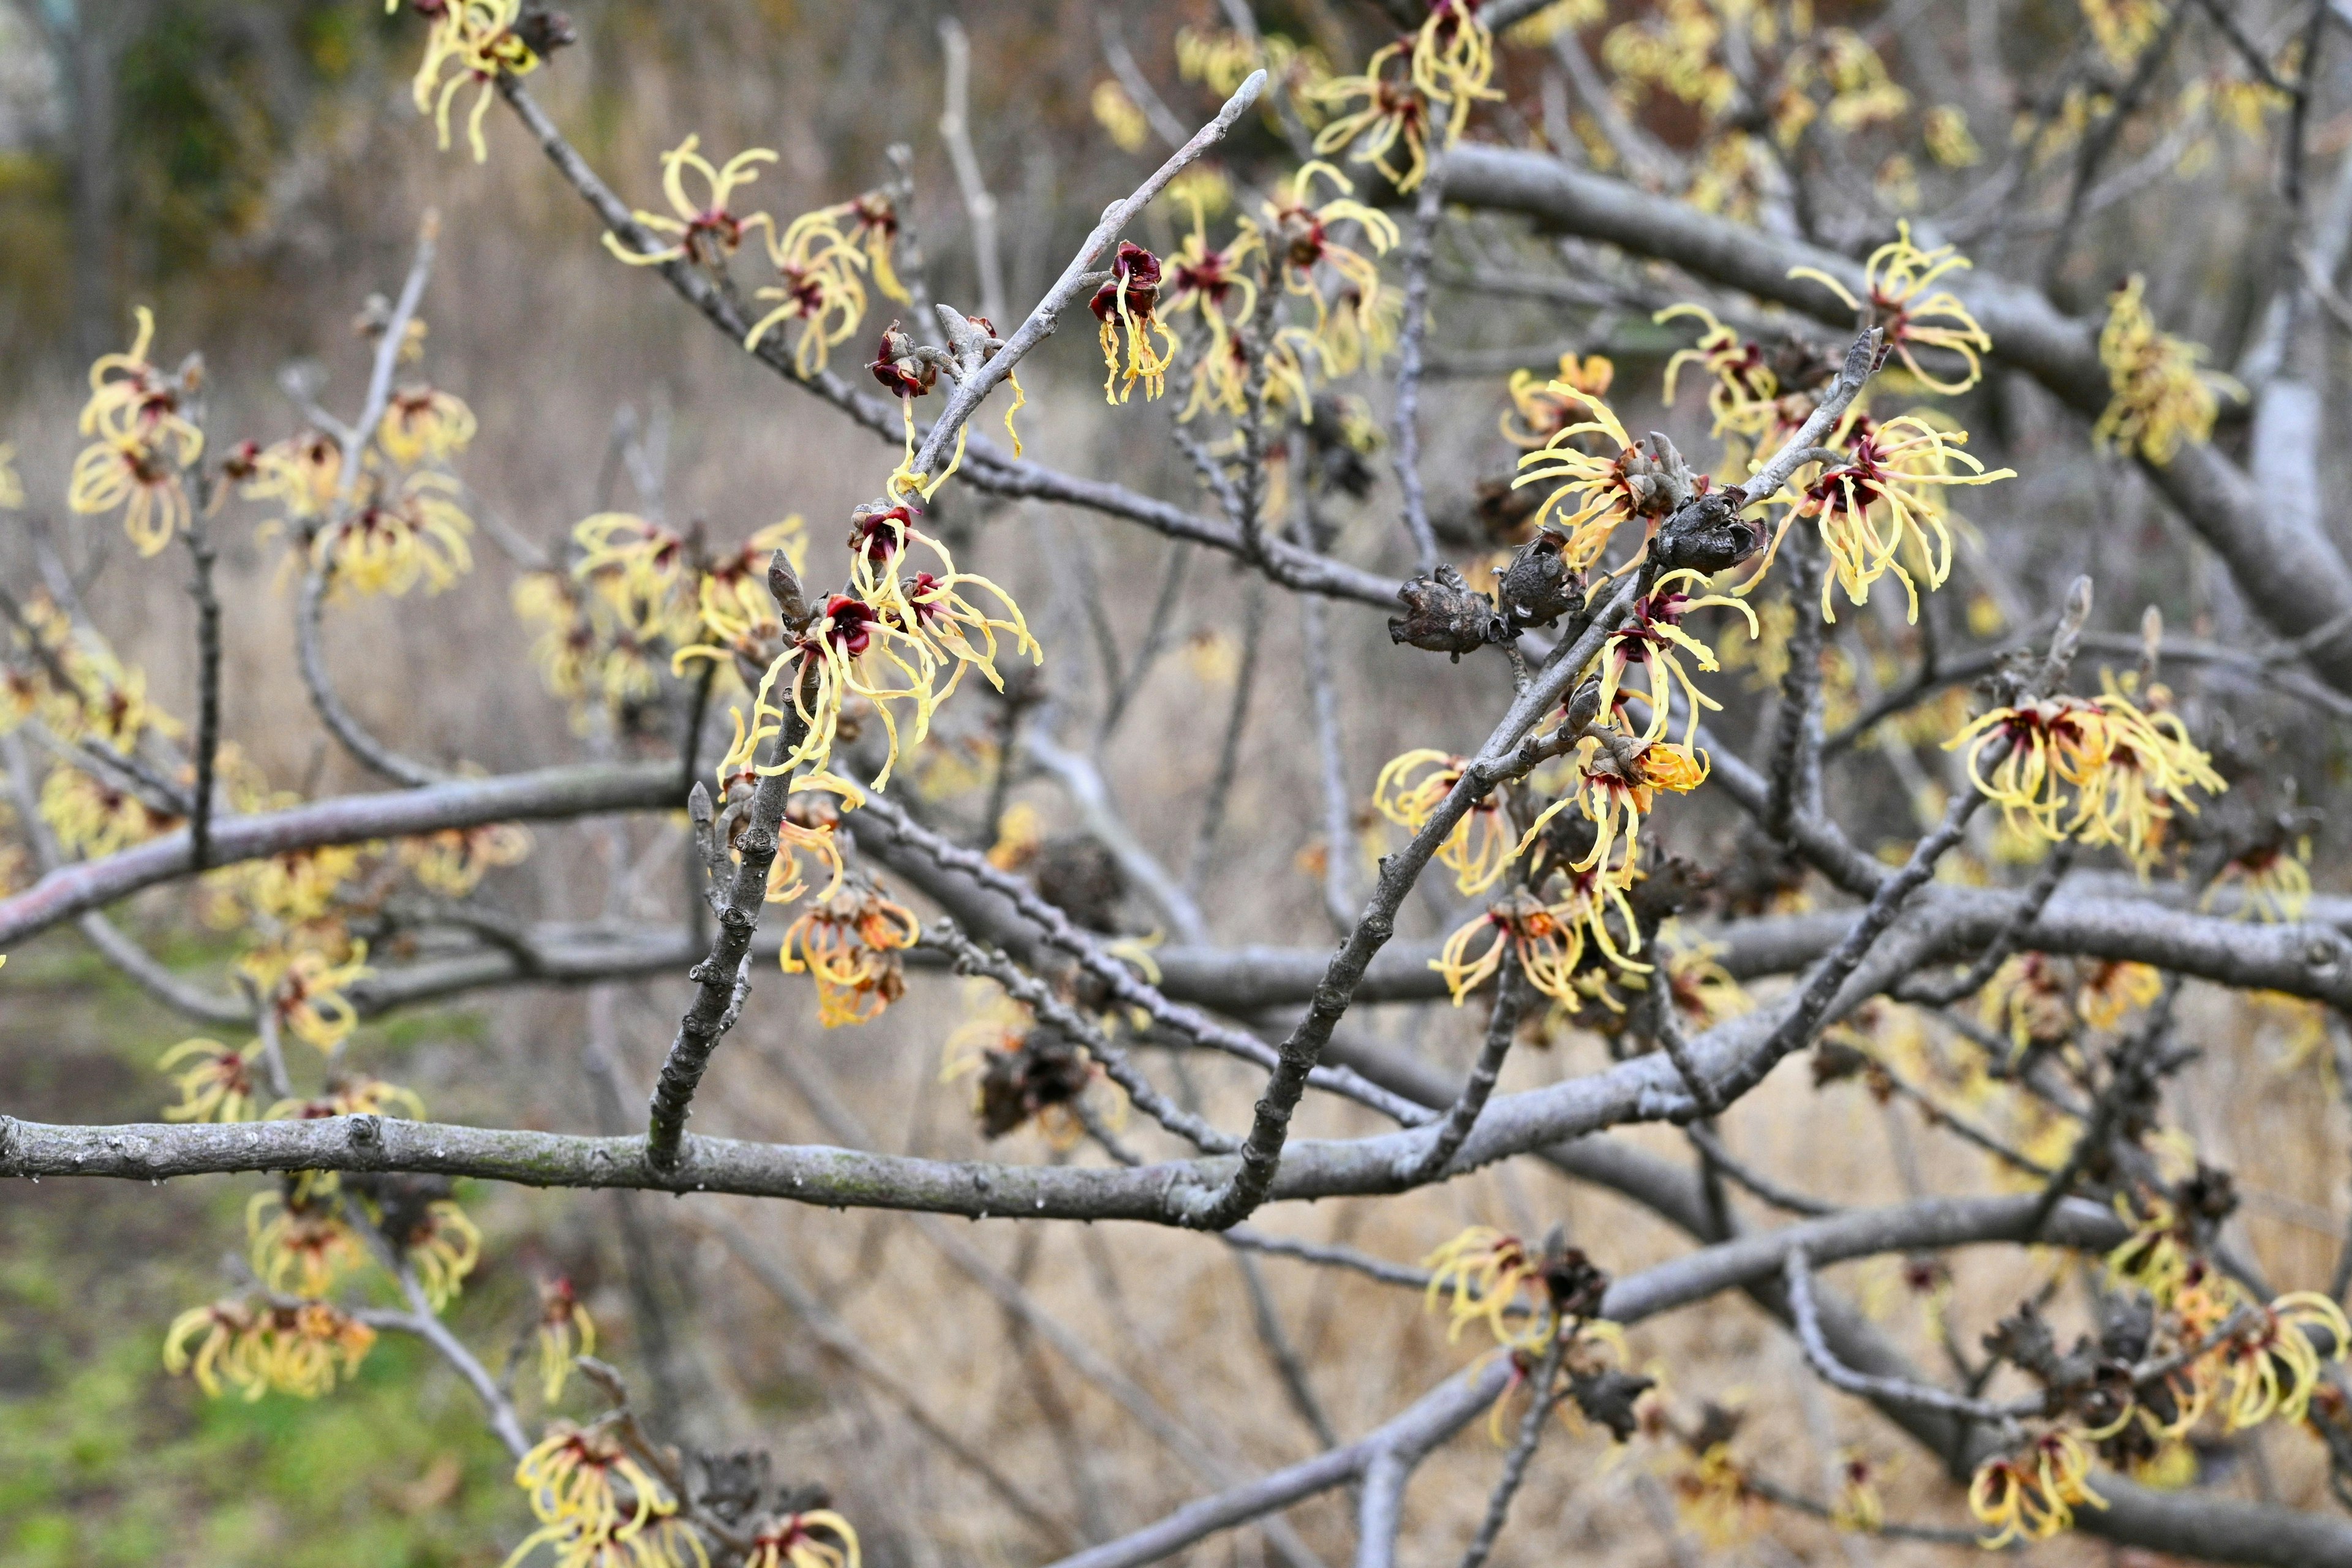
[40,766,181,859]
[1422,1226,1536,1345]
[1502,352,1616,450]
[1591,568,1759,747]
[2093,276,2242,464]
[535,1278,597,1404]
[166,1298,376,1401]
[1519,732,1709,878]
[157,1037,266,1123]
[1508,387,1690,570]
[1947,691,2221,849]
[247,1183,365,1298]
[409,0,543,163]
[1968,1432,2107,1548]
[747,1513,859,1568]
[314,470,475,597]
[2084,0,2167,68]
[2217,1292,2350,1431]
[2205,835,2313,923]
[1923,104,1983,167]
[1311,43,1433,192]
[378,384,478,469]
[1760,413,2013,622]
[400,822,532,896]
[779,876,921,1028]
[2066,674,2222,872]
[602,134,777,268]
[1670,1442,1758,1548]
[1090,241,1179,405]
[1432,870,1649,1005]
[2076,959,2163,1030]
[1091,80,1152,153]
[745,207,870,378]
[506,1420,705,1568]
[1604,1,1739,118]
[241,431,345,524]
[1789,223,1994,395]
[1239,162,1398,358]
[1830,1450,1886,1534]
[0,442,23,510]
[1374,748,1517,895]
[239,941,375,1053]
[366,1197,481,1311]
[69,427,201,558]
[1408,1,1502,135]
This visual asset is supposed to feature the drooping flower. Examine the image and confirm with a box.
[535,1277,597,1404]
[1523,731,1710,878]
[1092,241,1178,404]
[1591,569,1760,747]
[1502,352,1615,450]
[778,876,921,1027]
[2215,1292,2350,1431]
[1422,1226,1536,1344]
[507,1420,702,1568]
[165,1298,377,1400]
[1311,43,1433,192]
[247,1182,365,1298]
[1374,748,1514,895]
[238,941,375,1053]
[314,470,476,597]
[2204,835,2313,923]
[1946,692,2221,849]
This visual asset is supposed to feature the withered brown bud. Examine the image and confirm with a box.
[1387,564,1506,660]
[1809,1038,1871,1087]
[978,1030,1093,1138]
[515,1,578,53]
[1621,432,1699,518]
[1537,1231,1611,1320]
[1496,528,1586,630]
[1568,1368,1654,1442]
[1651,488,1760,576]
[1035,837,1126,933]
[1983,1300,2063,1381]
[1626,853,1709,928]
[767,549,813,632]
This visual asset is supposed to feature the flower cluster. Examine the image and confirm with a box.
[165,1298,379,1401]
[1947,682,2224,867]
[2093,275,2242,464]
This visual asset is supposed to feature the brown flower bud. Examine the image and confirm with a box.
[1496,527,1586,630]
[1387,564,1505,660]
[767,549,813,633]
[1621,432,1698,518]
[1651,487,1760,576]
